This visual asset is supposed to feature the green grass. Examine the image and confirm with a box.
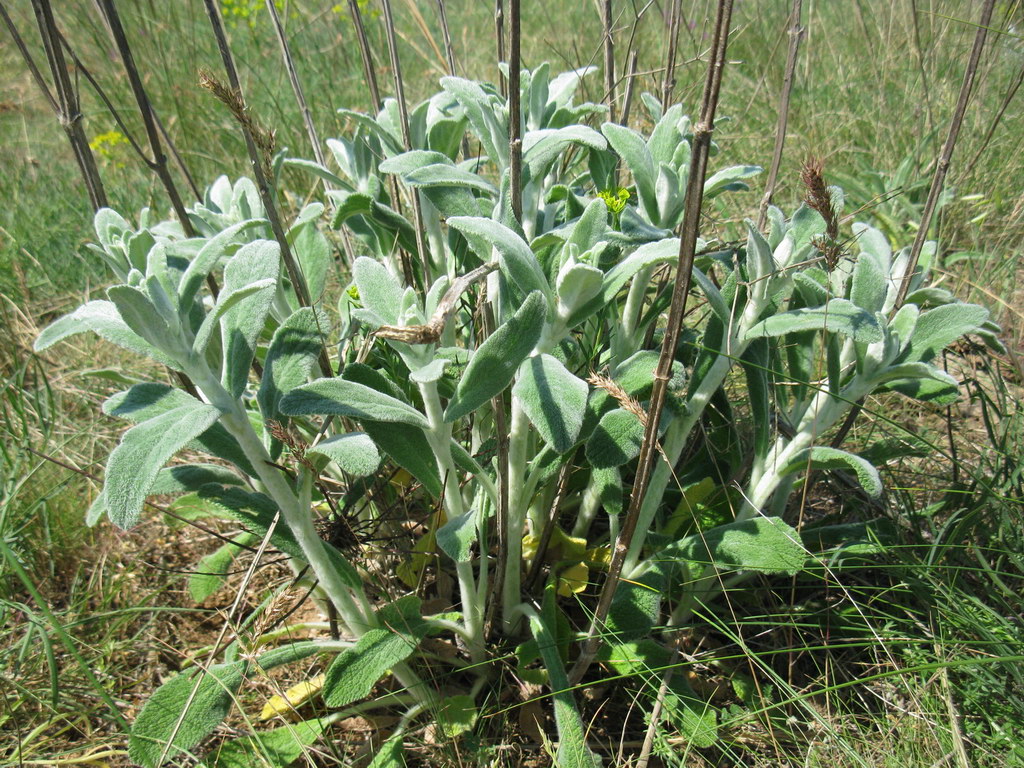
[2,1,1023,765]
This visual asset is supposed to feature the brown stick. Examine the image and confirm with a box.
[508,0,522,222]
[201,0,332,378]
[661,0,682,110]
[265,0,355,266]
[756,0,804,230]
[620,49,640,127]
[893,0,996,309]
[96,0,195,239]
[348,0,382,111]
[568,0,736,686]
[22,0,108,210]
[602,0,617,123]
[380,0,430,286]
[495,0,507,98]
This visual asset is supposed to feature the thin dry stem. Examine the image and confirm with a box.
[569,0,736,687]
[508,0,522,222]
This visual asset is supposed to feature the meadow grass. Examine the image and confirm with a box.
[1,1,1022,765]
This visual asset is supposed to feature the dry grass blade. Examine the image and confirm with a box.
[569,0,737,687]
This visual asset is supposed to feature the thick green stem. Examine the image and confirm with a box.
[502,400,531,631]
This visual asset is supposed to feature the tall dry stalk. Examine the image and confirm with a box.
[508,0,522,222]
[602,0,616,123]
[495,0,507,97]
[7,0,108,209]
[347,0,382,111]
[380,0,429,285]
[569,0,736,686]
[661,0,682,109]
[756,0,804,230]
[894,0,996,308]
[96,0,196,239]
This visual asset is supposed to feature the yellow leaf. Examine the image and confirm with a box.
[557,562,589,597]
[259,673,326,720]
[585,546,612,570]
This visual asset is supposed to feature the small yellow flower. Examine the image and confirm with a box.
[598,187,630,215]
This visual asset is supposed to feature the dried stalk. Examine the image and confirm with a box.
[620,49,639,126]
[756,0,804,230]
[380,0,430,286]
[19,0,107,209]
[893,0,996,309]
[97,0,195,238]
[436,0,457,76]
[265,0,355,266]
[200,0,332,378]
[661,0,682,109]
[568,0,736,686]
[602,0,616,123]
[495,0,507,98]
[508,0,522,222]
[348,0,382,111]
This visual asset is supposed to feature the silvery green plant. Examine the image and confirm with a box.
[35,65,997,767]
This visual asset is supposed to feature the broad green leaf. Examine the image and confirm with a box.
[902,302,988,363]
[436,508,477,562]
[34,300,178,369]
[378,149,450,175]
[308,433,381,477]
[282,379,430,429]
[556,261,603,318]
[353,257,404,327]
[436,694,478,738]
[219,240,281,398]
[444,291,546,422]
[601,122,657,221]
[258,308,327,424]
[282,156,349,188]
[440,77,507,168]
[255,642,323,671]
[106,285,173,354]
[663,516,805,574]
[850,253,889,314]
[585,408,645,468]
[446,217,550,300]
[744,221,774,285]
[179,220,265,309]
[367,733,405,768]
[523,125,607,176]
[103,383,255,476]
[512,354,589,453]
[105,401,222,528]
[743,298,883,343]
[395,163,498,194]
[322,628,426,707]
[882,374,961,404]
[150,464,245,496]
[778,446,883,498]
[191,278,277,356]
[704,165,761,197]
[129,661,245,767]
[741,340,771,457]
[189,532,257,602]
[208,718,326,768]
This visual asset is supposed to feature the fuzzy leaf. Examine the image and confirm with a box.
[704,165,761,197]
[209,718,326,768]
[189,532,256,602]
[444,291,546,422]
[601,122,657,221]
[353,257,404,327]
[34,300,179,368]
[586,408,645,468]
[436,509,477,562]
[665,516,805,574]
[282,379,429,429]
[129,661,245,767]
[744,298,883,343]
[447,217,550,300]
[105,401,222,529]
[219,240,281,397]
[513,354,589,452]
[523,125,607,176]
[322,628,426,708]
[258,308,327,423]
[308,433,381,477]
[779,446,883,498]
[903,303,988,363]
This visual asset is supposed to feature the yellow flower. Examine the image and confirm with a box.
[598,187,630,215]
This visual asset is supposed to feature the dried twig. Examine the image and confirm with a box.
[893,0,996,309]
[508,0,522,221]
[380,0,430,286]
[602,0,616,123]
[661,0,682,110]
[495,0,507,97]
[569,0,736,686]
[375,261,497,343]
[756,0,804,230]
[348,0,382,111]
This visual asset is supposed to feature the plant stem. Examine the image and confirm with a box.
[893,0,995,309]
[756,0,804,230]
[601,0,616,123]
[569,0,736,687]
[502,400,531,632]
